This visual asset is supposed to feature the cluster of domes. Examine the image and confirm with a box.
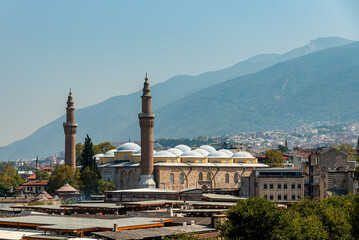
[97,143,257,165]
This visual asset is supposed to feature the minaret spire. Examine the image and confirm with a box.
[63,90,78,169]
[138,74,156,188]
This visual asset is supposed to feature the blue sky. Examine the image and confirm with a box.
[0,0,359,146]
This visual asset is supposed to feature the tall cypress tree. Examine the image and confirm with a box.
[80,135,101,179]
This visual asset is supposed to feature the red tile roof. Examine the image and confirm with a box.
[22,180,49,186]
[27,173,37,180]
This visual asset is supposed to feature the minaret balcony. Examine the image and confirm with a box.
[138,113,155,118]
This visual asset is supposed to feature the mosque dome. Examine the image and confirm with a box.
[94,153,104,159]
[232,151,255,159]
[207,151,230,158]
[218,149,234,157]
[194,148,210,156]
[132,149,156,156]
[167,148,183,157]
[181,151,204,158]
[199,145,217,153]
[104,149,117,157]
[174,144,191,152]
[154,151,176,158]
[117,142,141,152]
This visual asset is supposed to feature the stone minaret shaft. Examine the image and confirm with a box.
[138,75,156,188]
[63,91,78,169]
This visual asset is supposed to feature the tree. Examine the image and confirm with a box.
[80,135,101,179]
[0,162,24,196]
[94,142,116,155]
[264,150,284,167]
[47,165,80,194]
[277,145,288,153]
[98,179,115,194]
[80,166,100,198]
[218,198,284,240]
[35,170,49,180]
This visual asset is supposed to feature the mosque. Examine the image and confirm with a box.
[95,76,268,192]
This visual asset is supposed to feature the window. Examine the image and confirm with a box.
[297,184,301,189]
[199,172,203,181]
[264,184,268,189]
[170,173,174,184]
[207,172,211,181]
[292,184,295,189]
[292,195,296,200]
[278,195,282,200]
[199,159,202,163]
[333,181,337,189]
[234,173,239,183]
[278,184,281,189]
[270,195,273,200]
[270,184,273,189]
[180,173,184,184]
[225,173,230,183]
[264,195,267,199]
[284,184,287,189]
[284,195,287,200]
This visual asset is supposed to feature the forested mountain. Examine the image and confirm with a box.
[0,37,353,160]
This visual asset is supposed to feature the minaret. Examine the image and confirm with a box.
[138,74,156,188]
[35,156,39,170]
[285,138,288,149]
[63,90,78,169]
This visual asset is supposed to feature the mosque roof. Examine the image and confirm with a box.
[207,151,230,158]
[194,148,210,156]
[117,143,141,152]
[174,144,191,152]
[181,151,204,158]
[232,151,255,159]
[94,153,104,159]
[154,151,176,158]
[199,145,217,153]
[167,148,183,157]
[218,149,234,157]
[104,149,117,157]
[132,149,156,156]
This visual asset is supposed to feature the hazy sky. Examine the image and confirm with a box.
[1,0,359,146]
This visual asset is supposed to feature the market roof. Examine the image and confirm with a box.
[92,225,218,240]
[0,215,173,232]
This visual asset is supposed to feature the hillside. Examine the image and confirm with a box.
[149,41,359,138]
[0,37,353,160]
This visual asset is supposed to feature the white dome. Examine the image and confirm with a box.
[167,148,183,157]
[194,148,210,156]
[232,151,255,159]
[104,149,117,157]
[117,142,141,152]
[181,151,204,158]
[174,144,191,152]
[207,151,230,158]
[199,145,217,153]
[94,153,104,160]
[218,149,234,157]
[132,149,156,156]
[154,151,176,158]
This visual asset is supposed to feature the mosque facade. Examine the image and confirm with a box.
[98,75,268,192]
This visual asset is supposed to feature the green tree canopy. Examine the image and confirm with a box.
[264,150,284,167]
[35,170,50,180]
[47,165,80,194]
[0,162,24,196]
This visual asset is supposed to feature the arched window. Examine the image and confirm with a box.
[122,171,127,187]
[199,172,203,181]
[207,172,211,181]
[234,173,239,183]
[128,171,134,186]
[180,173,184,184]
[170,173,174,184]
[225,173,229,183]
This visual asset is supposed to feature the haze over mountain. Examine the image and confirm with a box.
[0,37,354,160]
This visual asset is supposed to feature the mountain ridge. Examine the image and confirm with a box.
[0,37,354,160]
